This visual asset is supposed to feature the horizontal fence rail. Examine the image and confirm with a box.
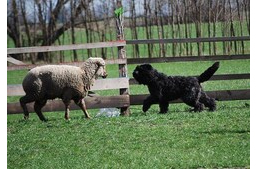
[129,73,250,85]
[127,54,250,64]
[8,73,250,96]
[130,89,250,106]
[8,95,130,114]
[126,36,250,45]
[7,41,126,54]
[7,37,249,55]
[7,58,127,71]
[7,55,249,71]
[7,78,129,96]
[7,89,249,114]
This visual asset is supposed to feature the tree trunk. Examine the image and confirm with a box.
[144,0,153,58]
[183,0,189,56]
[236,0,245,54]
[228,0,236,55]
[70,0,78,61]
[130,0,139,58]
[207,0,212,55]
[8,0,23,60]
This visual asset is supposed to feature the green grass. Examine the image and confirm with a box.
[7,59,250,168]
[7,101,250,169]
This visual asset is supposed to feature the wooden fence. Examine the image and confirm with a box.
[7,37,250,115]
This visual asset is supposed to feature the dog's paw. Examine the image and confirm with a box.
[209,106,216,111]
[142,105,150,112]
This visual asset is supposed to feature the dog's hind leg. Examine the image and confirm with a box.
[159,101,169,114]
[185,100,204,112]
[143,96,158,112]
[182,92,204,112]
[199,91,216,111]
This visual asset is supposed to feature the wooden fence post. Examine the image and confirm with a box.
[115,0,130,116]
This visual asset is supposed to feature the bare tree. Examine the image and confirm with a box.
[143,0,154,58]
[236,0,245,54]
[129,0,139,58]
[81,0,92,58]
[155,0,166,57]
[7,0,22,60]
[7,0,88,62]
[183,0,190,55]
[70,0,78,61]
[168,0,176,56]
[191,0,203,56]
[7,0,250,61]
[243,0,250,35]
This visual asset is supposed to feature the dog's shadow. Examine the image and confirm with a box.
[199,129,250,135]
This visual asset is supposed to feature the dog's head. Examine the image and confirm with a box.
[133,64,155,85]
[86,57,108,78]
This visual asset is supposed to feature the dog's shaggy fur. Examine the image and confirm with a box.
[133,62,220,113]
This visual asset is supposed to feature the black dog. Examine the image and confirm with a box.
[132,62,220,113]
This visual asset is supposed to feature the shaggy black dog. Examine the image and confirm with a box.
[132,62,220,113]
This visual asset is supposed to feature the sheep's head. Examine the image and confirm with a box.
[96,64,108,79]
[88,57,108,79]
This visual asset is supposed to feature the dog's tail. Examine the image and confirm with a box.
[198,62,220,83]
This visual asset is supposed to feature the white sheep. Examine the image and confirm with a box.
[20,57,108,121]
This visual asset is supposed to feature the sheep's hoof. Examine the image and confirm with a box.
[65,118,71,122]
[24,116,29,120]
[64,115,70,120]
[41,118,48,122]
[65,117,70,121]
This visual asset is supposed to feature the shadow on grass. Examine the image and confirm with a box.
[200,129,250,135]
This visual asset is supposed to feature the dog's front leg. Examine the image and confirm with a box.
[143,96,157,112]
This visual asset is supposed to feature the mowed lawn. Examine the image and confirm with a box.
[7,60,250,168]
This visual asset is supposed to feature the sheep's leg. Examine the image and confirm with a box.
[63,100,71,120]
[20,95,35,120]
[34,100,47,122]
[74,98,91,119]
